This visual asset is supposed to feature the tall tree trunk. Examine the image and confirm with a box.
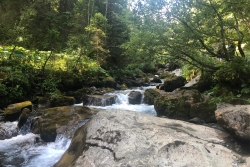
[42,50,52,75]
[233,13,245,57]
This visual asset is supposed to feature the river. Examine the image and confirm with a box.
[0,86,156,167]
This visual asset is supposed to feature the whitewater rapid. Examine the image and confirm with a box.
[0,86,156,167]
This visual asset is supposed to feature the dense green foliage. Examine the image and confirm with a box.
[1,0,250,107]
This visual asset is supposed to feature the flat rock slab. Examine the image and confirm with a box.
[55,110,250,167]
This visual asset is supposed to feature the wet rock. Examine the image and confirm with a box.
[104,80,119,89]
[69,87,97,103]
[50,96,75,107]
[128,91,142,104]
[164,76,186,92]
[150,76,162,83]
[85,95,117,106]
[55,110,250,167]
[4,101,32,122]
[144,89,161,105]
[122,78,148,88]
[215,104,250,141]
[17,108,31,128]
[31,106,97,142]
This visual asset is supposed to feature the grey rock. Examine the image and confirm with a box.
[164,76,186,92]
[55,110,250,167]
[86,95,117,106]
[128,91,142,104]
[31,106,97,142]
[215,104,250,141]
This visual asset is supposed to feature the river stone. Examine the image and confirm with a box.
[31,106,97,142]
[215,104,250,141]
[154,89,203,120]
[164,76,186,92]
[128,91,142,104]
[85,95,117,106]
[144,89,161,105]
[4,101,32,121]
[54,110,250,167]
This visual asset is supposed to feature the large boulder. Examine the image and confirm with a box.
[154,89,217,122]
[164,76,186,92]
[150,76,162,83]
[31,106,97,142]
[144,89,161,105]
[121,78,149,88]
[4,101,32,121]
[54,110,250,167]
[154,89,203,120]
[128,91,142,104]
[215,104,250,141]
[84,95,117,106]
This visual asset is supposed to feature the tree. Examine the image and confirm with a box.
[124,0,250,71]
[86,13,109,66]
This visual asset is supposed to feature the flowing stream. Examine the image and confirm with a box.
[0,86,156,167]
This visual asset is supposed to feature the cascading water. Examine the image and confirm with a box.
[0,86,157,167]
[76,86,157,116]
[0,120,71,167]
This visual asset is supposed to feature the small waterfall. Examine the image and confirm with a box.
[0,86,156,167]
[18,116,34,135]
[0,133,70,167]
[85,87,157,116]
[87,95,117,106]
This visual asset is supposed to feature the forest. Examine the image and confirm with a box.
[1,0,250,108]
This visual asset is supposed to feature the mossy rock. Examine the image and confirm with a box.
[154,96,191,120]
[164,76,186,92]
[154,89,204,120]
[72,87,96,103]
[144,89,161,105]
[4,101,32,121]
[32,106,97,142]
[190,102,217,123]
